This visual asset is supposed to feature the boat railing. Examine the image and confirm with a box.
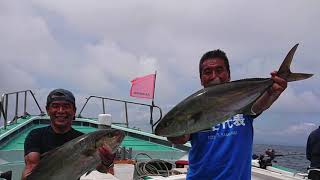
[78,95,163,132]
[0,90,45,130]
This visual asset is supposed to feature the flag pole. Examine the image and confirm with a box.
[150,71,157,132]
[152,71,157,106]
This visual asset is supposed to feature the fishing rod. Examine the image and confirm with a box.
[274,153,306,157]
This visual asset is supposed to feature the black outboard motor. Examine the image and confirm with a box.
[0,170,12,180]
[308,168,320,180]
[255,148,282,169]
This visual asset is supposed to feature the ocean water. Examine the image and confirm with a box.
[253,144,309,173]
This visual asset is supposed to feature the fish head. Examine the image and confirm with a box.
[94,129,125,153]
[154,110,187,137]
[155,87,210,137]
[155,91,205,137]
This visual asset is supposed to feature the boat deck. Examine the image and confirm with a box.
[0,115,187,180]
[0,124,180,152]
[0,115,185,153]
[0,116,308,180]
[0,89,309,180]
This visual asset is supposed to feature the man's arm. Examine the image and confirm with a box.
[22,129,42,180]
[167,134,190,144]
[251,71,288,114]
[21,152,40,180]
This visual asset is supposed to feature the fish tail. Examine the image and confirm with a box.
[284,72,313,82]
[277,43,313,82]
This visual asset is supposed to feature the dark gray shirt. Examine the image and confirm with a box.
[24,126,83,156]
[307,126,320,168]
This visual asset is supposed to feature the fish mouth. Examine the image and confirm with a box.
[98,130,125,152]
[154,126,171,136]
[154,123,165,136]
[112,130,125,144]
[155,118,175,136]
[154,128,161,135]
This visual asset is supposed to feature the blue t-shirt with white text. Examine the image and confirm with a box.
[187,114,254,180]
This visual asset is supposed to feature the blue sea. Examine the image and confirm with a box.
[253,144,308,173]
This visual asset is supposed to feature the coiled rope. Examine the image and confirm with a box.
[134,153,173,180]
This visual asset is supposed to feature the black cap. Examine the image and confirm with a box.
[46,89,75,107]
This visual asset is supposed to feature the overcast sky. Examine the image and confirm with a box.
[1,0,319,146]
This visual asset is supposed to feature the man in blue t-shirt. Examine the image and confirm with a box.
[168,49,288,180]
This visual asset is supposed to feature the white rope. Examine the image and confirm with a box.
[134,153,173,180]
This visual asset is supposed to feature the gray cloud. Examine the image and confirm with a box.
[1,0,319,145]
[254,122,318,146]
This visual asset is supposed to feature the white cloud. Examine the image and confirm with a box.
[0,3,59,69]
[254,121,318,146]
[0,64,37,92]
[272,122,317,136]
[270,88,319,113]
[1,0,320,145]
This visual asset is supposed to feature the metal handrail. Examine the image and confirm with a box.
[78,95,162,132]
[0,90,45,129]
[0,101,6,123]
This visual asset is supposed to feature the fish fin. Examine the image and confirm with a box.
[284,72,313,82]
[277,44,313,82]
[240,102,257,116]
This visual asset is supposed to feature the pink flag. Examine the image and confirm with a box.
[130,74,156,99]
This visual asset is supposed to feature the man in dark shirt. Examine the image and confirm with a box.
[307,126,320,180]
[24,126,83,156]
[22,89,114,180]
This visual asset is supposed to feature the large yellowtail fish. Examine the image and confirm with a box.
[27,129,125,180]
[155,44,313,137]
